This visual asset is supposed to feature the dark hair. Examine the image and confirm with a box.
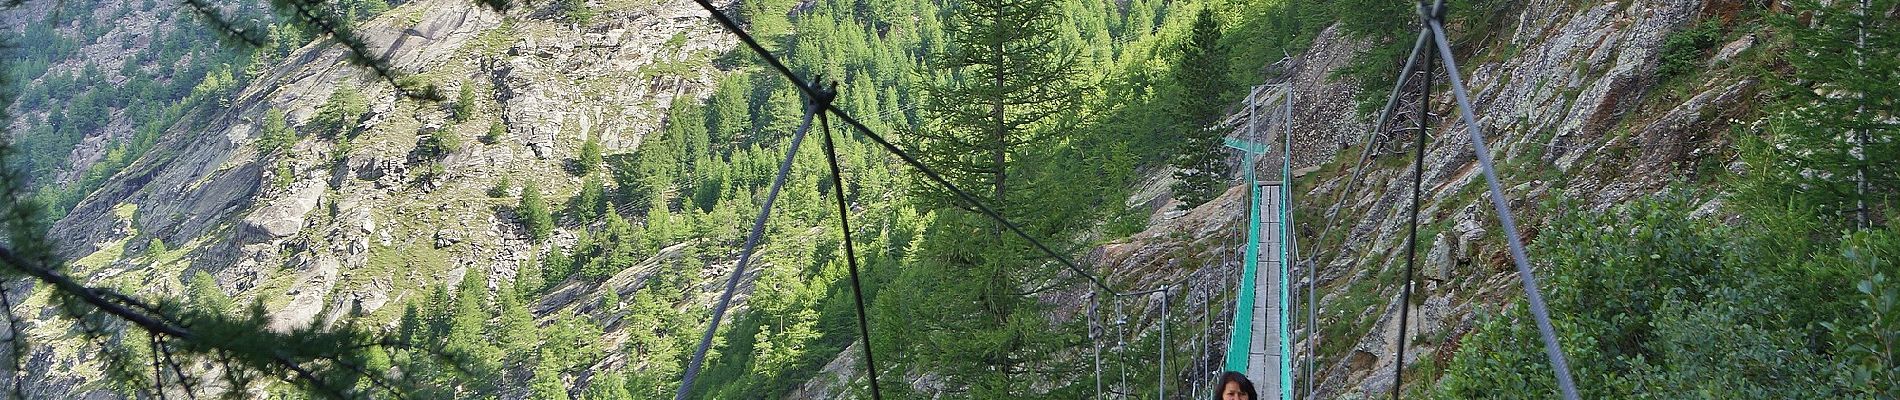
[1217,371,1258,400]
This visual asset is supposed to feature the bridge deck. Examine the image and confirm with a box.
[1246,184,1286,397]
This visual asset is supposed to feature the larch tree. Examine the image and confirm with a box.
[1170,6,1232,209]
[520,181,555,242]
[899,0,1084,396]
[1759,0,1899,227]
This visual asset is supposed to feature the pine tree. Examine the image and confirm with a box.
[917,0,1080,212]
[494,282,539,363]
[185,271,232,316]
[581,371,630,400]
[482,119,506,145]
[257,109,297,155]
[1759,0,1899,226]
[453,81,476,122]
[740,0,793,41]
[312,86,369,138]
[573,173,605,222]
[520,181,554,242]
[529,362,571,400]
[704,75,751,148]
[515,252,545,295]
[577,133,604,175]
[1170,6,1233,209]
[144,237,169,261]
[902,0,1083,395]
[447,269,502,384]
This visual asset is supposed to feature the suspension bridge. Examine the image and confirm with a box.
[671,1,1579,399]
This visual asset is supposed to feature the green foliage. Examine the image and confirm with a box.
[572,173,606,222]
[453,81,476,122]
[256,109,298,156]
[417,128,462,159]
[530,362,571,400]
[572,212,643,280]
[577,134,604,176]
[446,268,503,386]
[1435,194,1888,398]
[739,0,794,41]
[887,0,1098,391]
[489,176,513,198]
[563,0,595,24]
[312,86,370,139]
[144,238,169,261]
[1656,20,1723,82]
[915,0,1079,210]
[1757,0,1900,226]
[482,119,506,145]
[1169,6,1232,209]
[1326,0,1512,114]
[185,271,233,316]
[1826,270,1900,397]
[581,370,630,400]
[273,159,295,190]
[520,181,555,242]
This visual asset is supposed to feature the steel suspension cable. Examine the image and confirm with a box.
[1392,12,1433,395]
[680,2,1236,397]
[1282,24,1430,400]
[1292,25,1432,301]
[1428,17,1581,400]
[685,0,1141,298]
[674,101,817,400]
[816,104,885,400]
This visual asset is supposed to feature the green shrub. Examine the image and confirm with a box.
[1435,194,1883,398]
[1656,21,1723,82]
[481,120,505,145]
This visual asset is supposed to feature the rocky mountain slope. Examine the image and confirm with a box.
[12,0,734,394]
[1134,0,1755,397]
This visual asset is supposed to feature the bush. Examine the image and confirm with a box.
[564,0,595,24]
[256,109,298,156]
[1656,20,1723,82]
[312,87,369,139]
[418,129,461,159]
[1435,194,1882,398]
[481,120,505,145]
[453,82,476,122]
[488,176,512,198]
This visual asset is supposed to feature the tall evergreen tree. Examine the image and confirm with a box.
[447,269,502,385]
[900,0,1083,396]
[1759,0,1899,227]
[1170,6,1233,209]
[312,86,369,138]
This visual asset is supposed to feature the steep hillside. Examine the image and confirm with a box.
[8,0,734,395]
[1077,0,1779,398]
[1285,1,1761,396]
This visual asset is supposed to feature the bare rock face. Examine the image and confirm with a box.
[269,255,342,332]
[241,180,327,242]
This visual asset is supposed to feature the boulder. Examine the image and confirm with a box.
[240,181,325,242]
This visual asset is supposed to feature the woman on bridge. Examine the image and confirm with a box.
[1217,371,1258,400]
